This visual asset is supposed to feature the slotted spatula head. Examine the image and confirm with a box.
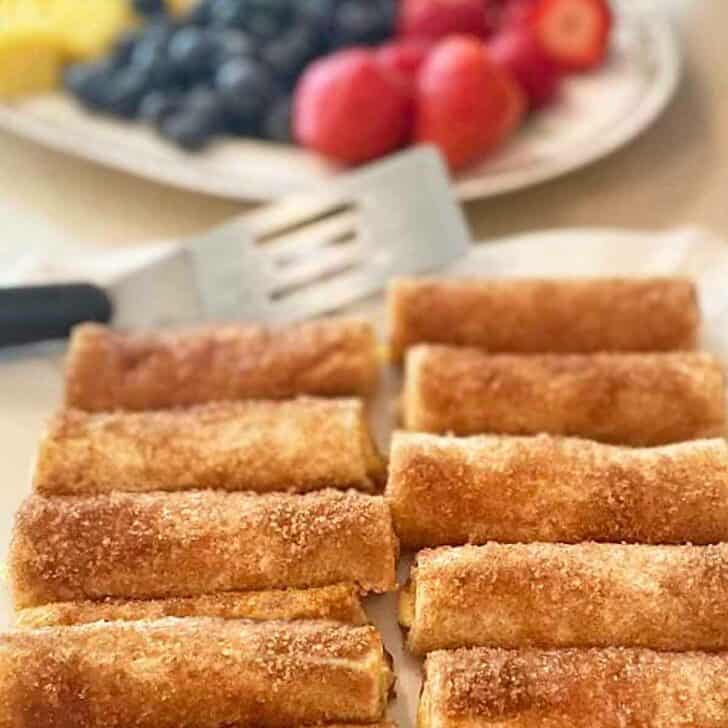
[109,147,471,328]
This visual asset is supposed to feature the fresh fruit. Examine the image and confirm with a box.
[498,0,539,26]
[398,0,493,41]
[215,57,278,129]
[260,26,320,86]
[133,0,165,16]
[0,26,63,99]
[333,0,397,48]
[52,0,135,61]
[137,88,183,125]
[488,26,561,109]
[263,95,293,142]
[529,0,612,71]
[375,39,431,90]
[294,48,411,164]
[415,36,525,169]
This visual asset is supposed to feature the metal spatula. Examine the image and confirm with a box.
[0,147,470,347]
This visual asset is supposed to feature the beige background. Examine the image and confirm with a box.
[0,2,721,248]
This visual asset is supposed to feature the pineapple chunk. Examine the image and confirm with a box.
[0,26,63,98]
[49,0,135,61]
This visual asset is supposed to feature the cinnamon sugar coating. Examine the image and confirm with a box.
[420,647,728,727]
[15,583,367,628]
[65,319,379,412]
[0,618,393,728]
[387,433,728,548]
[10,489,398,608]
[403,346,725,445]
[35,398,384,496]
[389,277,699,361]
[403,542,728,655]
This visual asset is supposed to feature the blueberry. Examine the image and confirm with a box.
[333,0,395,47]
[130,22,173,69]
[182,86,227,131]
[64,61,116,110]
[262,95,292,143]
[210,0,246,28]
[186,0,215,25]
[160,111,214,150]
[168,26,213,78]
[105,67,151,117]
[210,28,257,64]
[215,57,277,125]
[110,30,141,67]
[138,89,183,126]
[261,26,319,85]
[133,0,166,17]
[297,0,337,31]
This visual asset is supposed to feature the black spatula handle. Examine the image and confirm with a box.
[0,283,113,347]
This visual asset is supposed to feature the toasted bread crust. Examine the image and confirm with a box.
[387,433,728,548]
[10,490,398,608]
[420,647,728,727]
[35,398,384,496]
[65,320,379,411]
[405,542,728,655]
[0,618,393,728]
[389,277,699,361]
[403,346,725,445]
[15,584,368,628]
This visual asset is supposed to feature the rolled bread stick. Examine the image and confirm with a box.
[34,398,384,496]
[0,618,393,728]
[388,277,700,361]
[401,542,728,655]
[10,489,398,609]
[387,432,728,548]
[65,319,379,412]
[15,583,368,628]
[419,647,728,728]
[403,345,725,445]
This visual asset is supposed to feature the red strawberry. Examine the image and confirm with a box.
[375,40,432,91]
[529,0,612,71]
[293,49,412,165]
[398,0,494,41]
[499,0,539,27]
[415,36,525,170]
[488,26,562,109]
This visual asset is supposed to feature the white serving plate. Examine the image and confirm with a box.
[0,1,679,202]
[2,226,728,726]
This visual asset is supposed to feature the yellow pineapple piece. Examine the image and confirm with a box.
[0,25,63,98]
[49,0,135,61]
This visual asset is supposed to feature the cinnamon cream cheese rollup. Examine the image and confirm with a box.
[10,490,398,609]
[388,277,699,361]
[419,647,728,728]
[0,618,393,728]
[65,319,379,412]
[403,346,725,445]
[34,398,384,496]
[387,433,728,548]
[400,542,728,655]
[15,583,367,629]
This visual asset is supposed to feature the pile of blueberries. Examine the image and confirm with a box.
[64,0,397,150]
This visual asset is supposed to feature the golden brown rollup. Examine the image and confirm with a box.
[419,647,728,728]
[388,277,699,361]
[34,398,384,496]
[65,319,378,412]
[0,618,393,728]
[401,542,728,655]
[15,583,367,628]
[10,490,398,609]
[387,433,728,548]
[403,345,725,445]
